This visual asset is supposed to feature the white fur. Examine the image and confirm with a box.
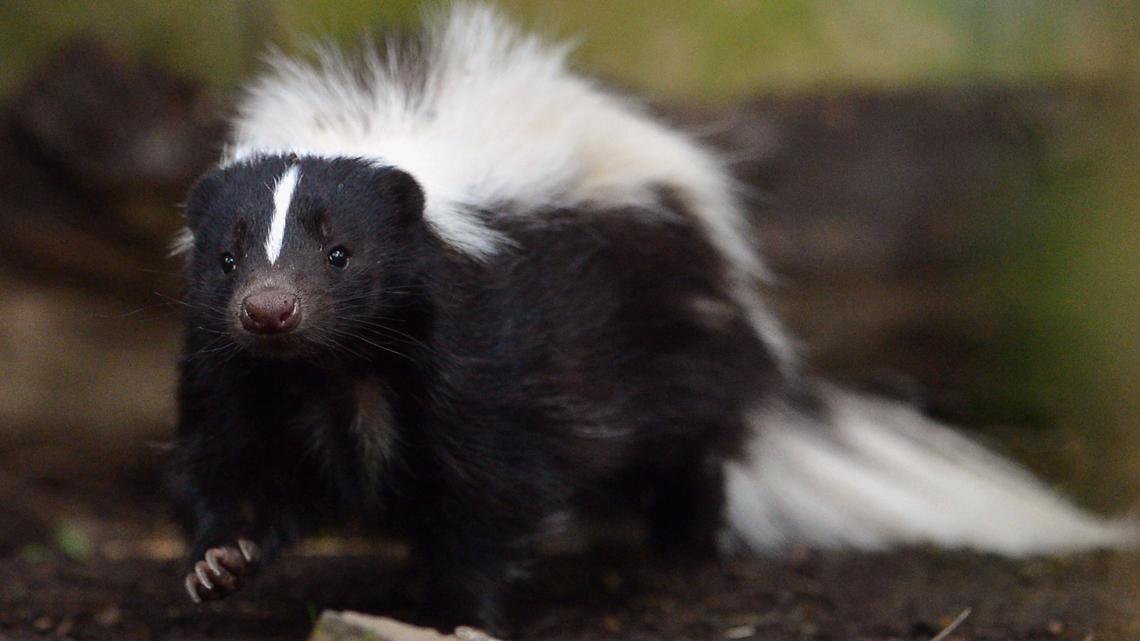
[169,226,195,257]
[265,165,301,264]
[219,2,795,367]
[723,385,1137,555]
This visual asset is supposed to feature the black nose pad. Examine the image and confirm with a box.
[240,291,300,334]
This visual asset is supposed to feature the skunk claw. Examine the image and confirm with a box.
[184,541,261,603]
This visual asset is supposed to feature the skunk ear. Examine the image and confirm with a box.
[374,167,425,224]
[184,168,225,232]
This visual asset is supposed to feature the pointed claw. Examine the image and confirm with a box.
[185,574,203,604]
[205,549,224,576]
[238,538,260,565]
[194,561,214,591]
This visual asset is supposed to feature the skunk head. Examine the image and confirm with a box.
[182,154,427,361]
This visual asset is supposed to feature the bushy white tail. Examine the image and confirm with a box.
[724,384,1137,555]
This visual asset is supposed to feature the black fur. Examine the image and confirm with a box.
[172,154,783,630]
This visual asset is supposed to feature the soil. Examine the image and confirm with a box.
[1,445,1138,641]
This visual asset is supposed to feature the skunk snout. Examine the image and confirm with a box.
[240,290,300,334]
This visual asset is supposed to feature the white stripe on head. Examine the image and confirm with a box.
[265,165,301,264]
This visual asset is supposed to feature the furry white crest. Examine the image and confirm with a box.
[219,1,794,366]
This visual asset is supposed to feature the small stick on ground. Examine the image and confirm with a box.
[929,608,971,641]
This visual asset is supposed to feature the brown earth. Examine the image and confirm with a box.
[1,446,1138,641]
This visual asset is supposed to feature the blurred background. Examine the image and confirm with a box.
[0,0,1138,637]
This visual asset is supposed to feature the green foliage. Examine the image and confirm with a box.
[54,520,94,561]
[307,602,322,624]
[1,1,1138,100]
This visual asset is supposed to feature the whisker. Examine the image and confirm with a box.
[321,327,415,363]
[153,291,192,307]
[338,319,436,355]
[94,304,180,321]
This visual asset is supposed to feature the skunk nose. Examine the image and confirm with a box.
[240,290,300,334]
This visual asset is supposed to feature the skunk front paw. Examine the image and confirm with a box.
[184,539,260,603]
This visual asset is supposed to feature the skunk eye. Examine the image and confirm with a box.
[220,253,237,274]
[327,246,349,269]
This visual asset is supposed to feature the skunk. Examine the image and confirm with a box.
[171,3,1135,630]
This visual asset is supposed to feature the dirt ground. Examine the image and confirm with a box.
[1,443,1138,641]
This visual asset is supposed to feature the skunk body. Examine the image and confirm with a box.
[172,4,1134,630]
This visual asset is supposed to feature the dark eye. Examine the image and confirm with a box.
[327,246,349,269]
[220,253,237,274]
